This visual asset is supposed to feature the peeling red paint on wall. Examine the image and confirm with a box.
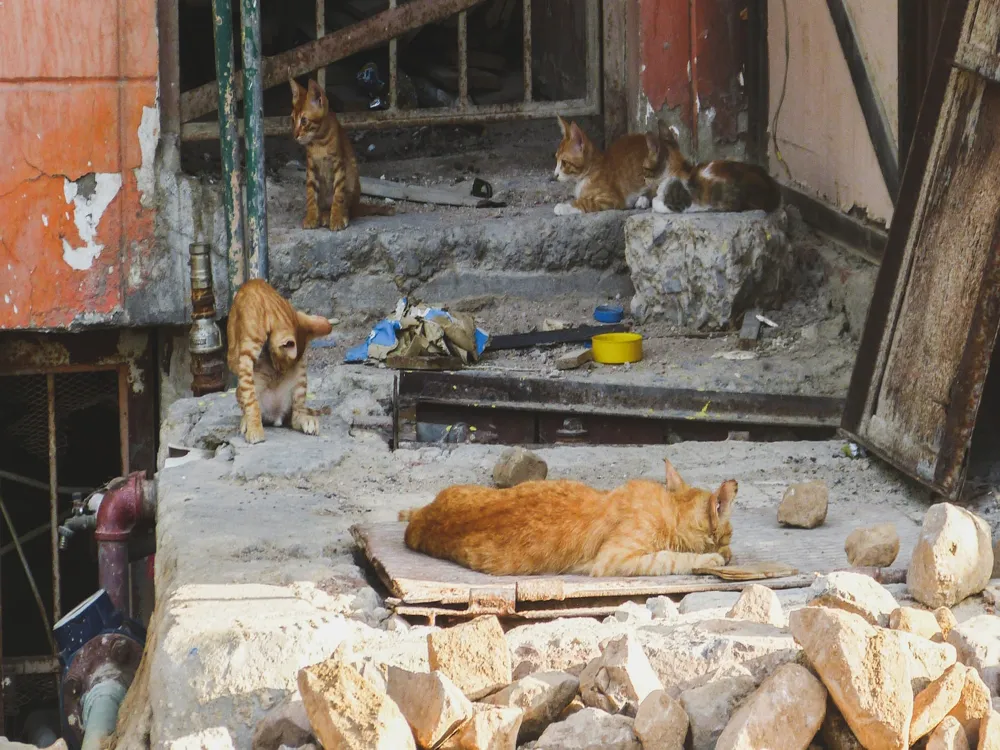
[640,0,693,120]
[0,0,158,330]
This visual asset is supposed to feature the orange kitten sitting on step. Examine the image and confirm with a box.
[552,116,657,215]
[401,460,736,577]
[226,279,333,444]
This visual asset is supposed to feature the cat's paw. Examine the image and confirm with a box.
[292,412,320,436]
[553,202,581,216]
[698,553,727,568]
[328,211,349,231]
[633,195,652,210]
[651,197,669,214]
[719,545,733,564]
[302,214,321,230]
[241,416,266,444]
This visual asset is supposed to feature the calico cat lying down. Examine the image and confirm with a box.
[401,460,736,577]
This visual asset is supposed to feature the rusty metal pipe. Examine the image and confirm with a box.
[94,473,156,613]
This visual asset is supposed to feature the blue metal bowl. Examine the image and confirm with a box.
[594,304,625,324]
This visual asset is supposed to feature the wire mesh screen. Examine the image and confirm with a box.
[2,673,59,716]
[1,377,49,466]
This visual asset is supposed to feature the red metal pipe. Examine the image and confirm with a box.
[94,472,155,613]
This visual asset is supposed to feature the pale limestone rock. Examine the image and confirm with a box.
[845,523,900,567]
[715,664,827,750]
[726,584,785,627]
[633,690,689,750]
[928,716,970,750]
[252,693,314,750]
[481,671,579,741]
[678,591,741,614]
[809,571,900,627]
[949,667,993,746]
[890,629,958,692]
[646,596,679,621]
[820,701,864,750]
[558,696,586,721]
[579,633,662,717]
[789,607,912,750]
[979,711,1000,750]
[534,708,640,750]
[493,447,547,488]
[948,615,1000,695]
[386,667,473,749]
[428,616,512,700]
[297,659,416,750]
[890,607,945,641]
[908,504,994,608]
[607,601,653,625]
[680,675,759,750]
[166,728,238,750]
[505,618,619,680]
[778,481,828,529]
[910,663,969,744]
[938,608,960,638]
[439,705,522,750]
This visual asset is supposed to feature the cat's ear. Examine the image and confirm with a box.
[645,132,660,157]
[664,459,686,492]
[297,310,334,339]
[569,122,586,151]
[290,78,304,106]
[710,480,738,529]
[557,115,570,138]
[307,78,324,107]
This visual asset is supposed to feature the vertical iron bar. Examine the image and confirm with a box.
[389,0,398,109]
[211,0,247,304]
[522,0,533,102]
[46,375,60,624]
[458,11,469,107]
[241,0,270,280]
[585,0,601,110]
[316,0,326,91]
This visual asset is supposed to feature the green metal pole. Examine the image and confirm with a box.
[211,0,246,306]
[240,0,269,280]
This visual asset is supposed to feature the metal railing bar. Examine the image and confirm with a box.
[458,10,469,107]
[46,374,60,624]
[523,0,532,103]
[316,0,326,91]
[389,0,399,110]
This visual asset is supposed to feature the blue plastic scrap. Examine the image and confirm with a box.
[345,304,489,363]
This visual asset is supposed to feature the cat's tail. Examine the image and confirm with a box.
[398,507,420,522]
[353,201,396,217]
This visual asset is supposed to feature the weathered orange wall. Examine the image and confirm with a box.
[0,0,159,329]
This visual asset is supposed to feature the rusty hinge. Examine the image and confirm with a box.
[467,585,516,616]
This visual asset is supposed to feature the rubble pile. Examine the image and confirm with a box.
[249,502,1000,750]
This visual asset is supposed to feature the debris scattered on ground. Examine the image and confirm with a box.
[554,347,594,370]
[845,522,900,567]
[777,480,829,529]
[726,583,785,627]
[493,447,548,488]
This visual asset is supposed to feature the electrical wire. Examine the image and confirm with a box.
[771,0,793,180]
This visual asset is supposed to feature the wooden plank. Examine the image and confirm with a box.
[359,177,498,208]
[738,309,763,350]
[602,0,628,148]
[953,41,1000,82]
[487,324,630,351]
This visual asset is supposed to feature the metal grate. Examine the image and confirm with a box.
[2,673,59,716]
[2,378,49,466]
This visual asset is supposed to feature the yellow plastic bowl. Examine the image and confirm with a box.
[591,332,644,364]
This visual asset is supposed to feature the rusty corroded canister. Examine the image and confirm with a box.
[188,243,226,395]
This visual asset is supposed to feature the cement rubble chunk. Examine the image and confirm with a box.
[910,663,969,744]
[428,616,512,700]
[646,596,679,620]
[809,571,900,627]
[948,615,1000,696]
[439,705,522,750]
[633,689,690,750]
[890,629,958,692]
[949,667,993,745]
[845,523,900,567]
[481,670,579,741]
[606,601,654,625]
[778,481,829,529]
[252,693,315,750]
[492,447,548,488]
[726,583,785,627]
[714,664,827,750]
[980,711,1000,750]
[908,503,994,608]
[680,674,759,750]
[533,707,640,750]
[386,666,474,749]
[820,701,864,750]
[579,633,663,717]
[938,608,960,639]
[928,716,970,750]
[297,658,416,750]
[789,607,912,750]
[890,607,945,641]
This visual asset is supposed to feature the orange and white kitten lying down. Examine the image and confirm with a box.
[401,459,735,577]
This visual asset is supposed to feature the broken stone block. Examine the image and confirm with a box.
[579,633,663,717]
[606,601,653,625]
[938,608,960,639]
[845,523,900,568]
[948,616,1000,696]
[481,671,579,741]
[726,584,785,627]
[949,667,993,745]
[386,666,473,749]
[890,607,945,641]
[492,447,547,489]
[534,708,641,750]
[428,615,512,700]
[678,591,741,614]
[789,607,912,750]
[297,658,416,750]
[646,596,679,621]
[820,701,864,750]
[252,693,315,750]
[439,705,522,750]
[980,711,1000,750]
[910,663,969,745]
[634,689,689,750]
[809,571,900,627]
[928,716,971,750]
[715,664,827,750]
[623,210,791,329]
[908,503,994,608]
[891,629,958,693]
[778,481,828,529]
[680,675,759,750]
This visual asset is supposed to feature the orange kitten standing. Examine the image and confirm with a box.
[226,279,333,444]
[552,116,659,215]
[401,459,736,577]
[290,78,393,231]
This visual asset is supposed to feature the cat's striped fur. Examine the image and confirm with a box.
[226,279,333,444]
[400,460,736,577]
[290,78,393,231]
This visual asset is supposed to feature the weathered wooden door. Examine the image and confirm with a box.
[842,0,1000,499]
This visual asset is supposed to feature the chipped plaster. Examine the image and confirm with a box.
[61,173,122,271]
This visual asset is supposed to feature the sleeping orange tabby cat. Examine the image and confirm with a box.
[401,460,736,577]
[643,123,782,214]
[226,279,333,444]
[290,78,393,231]
[552,116,658,215]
